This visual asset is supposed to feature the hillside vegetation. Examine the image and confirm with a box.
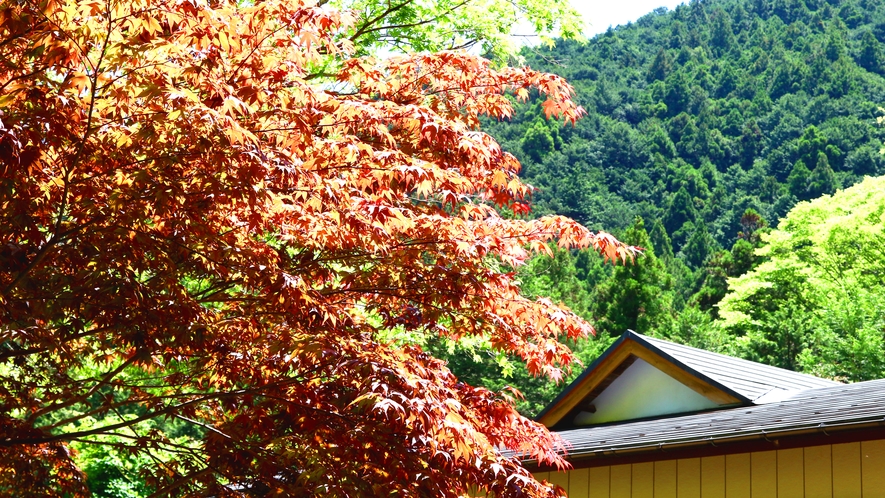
[492,0,885,240]
[441,0,885,415]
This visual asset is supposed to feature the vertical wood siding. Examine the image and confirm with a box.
[677,458,701,498]
[611,464,633,498]
[751,451,777,498]
[633,462,655,498]
[700,455,725,498]
[724,453,750,498]
[590,466,612,498]
[832,442,861,497]
[654,460,677,498]
[546,440,885,497]
[803,445,831,496]
[777,448,804,498]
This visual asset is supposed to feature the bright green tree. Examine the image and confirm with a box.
[718,176,885,377]
[337,0,587,60]
[521,119,559,162]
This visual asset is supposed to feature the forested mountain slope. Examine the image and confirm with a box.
[442,0,885,415]
[488,0,885,248]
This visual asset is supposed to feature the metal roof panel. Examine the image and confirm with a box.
[551,379,885,457]
[636,333,840,401]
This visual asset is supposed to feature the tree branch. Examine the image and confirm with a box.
[26,353,141,424]
[350,0,473,41]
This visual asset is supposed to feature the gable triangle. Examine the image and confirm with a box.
[571,356,722,425]
[536,331,747,429]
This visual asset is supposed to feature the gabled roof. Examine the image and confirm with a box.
[535,331,840,429]
[640,335,839,401]
[540,379,885,466]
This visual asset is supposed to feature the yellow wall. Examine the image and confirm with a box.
[534,440,885,497]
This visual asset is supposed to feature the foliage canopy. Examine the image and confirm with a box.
[334,0,586,60]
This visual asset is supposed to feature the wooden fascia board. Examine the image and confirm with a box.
[536,339,743,428]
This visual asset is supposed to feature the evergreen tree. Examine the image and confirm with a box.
[592,218,674,338]
[858,30,883,73]
[688,249,734,312]
[787,159,811,199]
[664,186,698,239]
[682,221,718,268]
[664,71,692,116]
[730,238,757,276]
[825,27,846,61]
[647,48,673,82]
[739,121,761,168]
[807,151,838,198]
[711,9,737,55]
[649,218,675,261]
[651,217,695,309]
[689,209,767,314]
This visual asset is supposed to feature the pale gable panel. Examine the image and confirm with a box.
[573,358,721,425]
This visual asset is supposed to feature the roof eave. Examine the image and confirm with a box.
[525,418,885,471]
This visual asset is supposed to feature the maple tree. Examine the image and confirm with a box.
[0,0,634,495]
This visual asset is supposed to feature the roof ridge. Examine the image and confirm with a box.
[629,333,840,401]
[635,332,840,386]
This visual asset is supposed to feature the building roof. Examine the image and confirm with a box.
[639,334,840,401]
[546,378,885,464]
[520,331,885,470]
[535,331,840,429]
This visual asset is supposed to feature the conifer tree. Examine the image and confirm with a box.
[647,48,673,82]
[682,221,718,268]
[664,186,699,248]
[807,151,838,198]
[592,218,674,338]
[788,159,812,199]
[858,30,883,73]
[649,219,675,262]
